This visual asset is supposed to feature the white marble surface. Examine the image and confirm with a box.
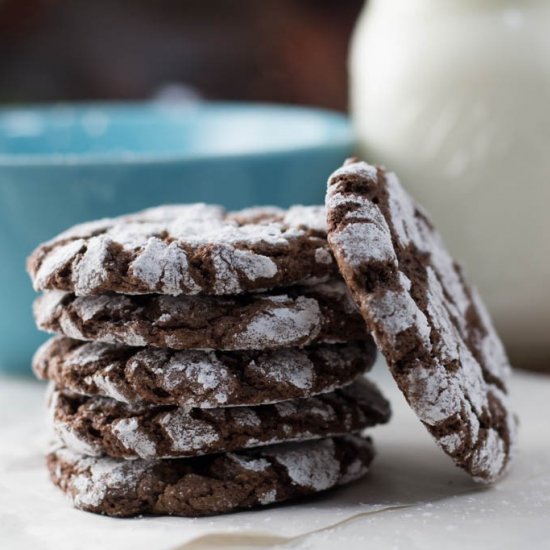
[1,361,549,550]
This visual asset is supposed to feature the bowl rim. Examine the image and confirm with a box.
[0,100,354,167]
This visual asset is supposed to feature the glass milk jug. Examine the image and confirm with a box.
[350,0,550,369]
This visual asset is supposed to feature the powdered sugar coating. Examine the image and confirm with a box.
[28,204,335,297]
[283,205,327,233]
[315,247,333,264]
[49,379,390,459]
[112,417,158,458]
[330,219,396,266]
[368,287,431,348]
[33,282,368,351]
[54,422,101,457]
[326,159,517,483]
[33,240,85,290]
[227,453,270,472]
[71,237,111,296]
[130,238,201,295]
[159,410,220,454]
[34,337,375,408]
[258,488,277,505]
[59,448,149,508]
[47,435,374,517]
[236,296,322,348]
[248,349,314,391]
[91,367,130,404]
[265,438,340,490]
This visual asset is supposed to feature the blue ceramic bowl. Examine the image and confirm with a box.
[0,101,354,375]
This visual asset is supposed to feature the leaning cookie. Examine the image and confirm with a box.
[49,379,391,459]
[34,337,376,407]
[326,159,517,483]
[34,281,367,350]
[48,435,374,517]
[28,204,336,297]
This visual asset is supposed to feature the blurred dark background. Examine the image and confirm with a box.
[0,0,363,110]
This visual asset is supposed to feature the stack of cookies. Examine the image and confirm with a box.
[28,204,391,517]
[28,159,518,517]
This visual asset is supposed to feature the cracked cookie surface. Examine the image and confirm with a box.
[28,204,336,296]
[49,379,391,459]
[34,337,376,407]
[47,435,374,517]
[326,159,517,483]
[34,282,367,350]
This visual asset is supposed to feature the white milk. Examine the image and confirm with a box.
[350,0,550,367]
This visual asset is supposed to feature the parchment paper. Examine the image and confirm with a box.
[1,362,548,550]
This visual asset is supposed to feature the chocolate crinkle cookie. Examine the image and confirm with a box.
[49,378,391,459]
[28,201,387,517]
[47,435,375,517]
[326,159,517,483]
[33,337,376,408]
[33,281,368,350]
[28,158,517,518]
[27,204,337,297]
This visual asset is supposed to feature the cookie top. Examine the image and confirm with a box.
[27,204,336,297]
[48,435,374,517]
[34,337,375,408]
[34,282,367,351]
[49,379,390,459]
[326,159,517,483]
